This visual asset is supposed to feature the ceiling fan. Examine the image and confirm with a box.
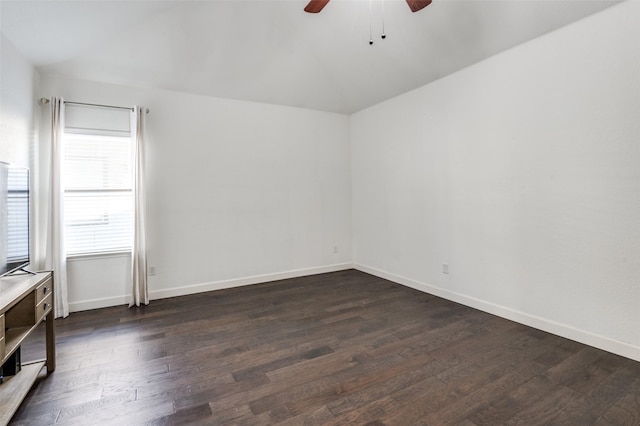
[304,0,432,14]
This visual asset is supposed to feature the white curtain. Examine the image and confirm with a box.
[130,106,149,307]
[45,97,69,318]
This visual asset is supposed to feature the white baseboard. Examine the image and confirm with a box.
[355,263,640,363]
[69,263,354,313]
[68,263,354,313]
[150,262,354,301]
[69,295,129,313]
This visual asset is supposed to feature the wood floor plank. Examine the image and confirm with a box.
[276,405,336,426]
[503,384,580,425]
[326,354,463,417]
[7,269,640,425]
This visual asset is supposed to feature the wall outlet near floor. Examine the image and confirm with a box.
[148,266,157,276]
[442,264,449,274]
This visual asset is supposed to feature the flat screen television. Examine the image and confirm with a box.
[0,162,30,277]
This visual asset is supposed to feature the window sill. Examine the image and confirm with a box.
[66,250,131,262]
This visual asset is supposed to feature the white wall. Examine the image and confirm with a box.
[39,75,352,311]
[0,33,41,269]
[0,33,39,169]
[352,1,640,361]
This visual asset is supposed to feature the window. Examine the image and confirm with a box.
[63,132,133,256]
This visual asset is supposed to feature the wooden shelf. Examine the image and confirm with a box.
[0,361,46,425]
[3,327,31,364]
[0,271,55,426]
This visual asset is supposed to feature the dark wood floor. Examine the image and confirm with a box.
[9,269,640,425]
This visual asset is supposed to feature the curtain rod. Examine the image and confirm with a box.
[39,97,149,114]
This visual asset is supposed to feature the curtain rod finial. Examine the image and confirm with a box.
[39,97,50,105]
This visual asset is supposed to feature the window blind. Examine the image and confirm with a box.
[6,169,29,261]
[64,133,133,255]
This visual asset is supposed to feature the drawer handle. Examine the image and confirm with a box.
[43,302,49,310]
[43,286,49,295]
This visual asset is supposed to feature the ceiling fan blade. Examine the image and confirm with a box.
[405,0,432,12]
[305,0,331,13]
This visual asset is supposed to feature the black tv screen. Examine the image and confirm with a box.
[0,162,30,276]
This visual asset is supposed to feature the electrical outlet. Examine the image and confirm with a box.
[442,264,449,275]
[148,266,157,276]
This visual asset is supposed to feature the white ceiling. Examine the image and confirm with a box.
[1,0,620,114]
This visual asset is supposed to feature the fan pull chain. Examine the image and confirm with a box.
[368,0,387,45]
[369,0,374,45]
[381,0,386,39]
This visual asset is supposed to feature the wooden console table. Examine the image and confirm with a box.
[0,271,55,425]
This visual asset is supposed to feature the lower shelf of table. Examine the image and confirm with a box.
[0,360,46,426]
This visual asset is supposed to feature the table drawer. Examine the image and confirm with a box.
[36,292,53,323]
[0,313,4,359]
[35,277,53,305]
